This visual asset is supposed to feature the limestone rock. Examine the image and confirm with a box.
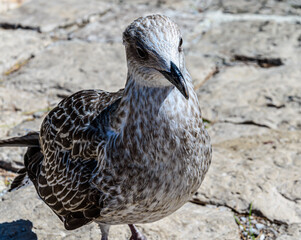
[0,0,111,32]
[194,131,301,236]
[3,41,126,96]
[0,186,239,240]
[0,29,50,75]
[200,0,301,15]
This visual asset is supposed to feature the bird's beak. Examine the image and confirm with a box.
[159,61,189,100]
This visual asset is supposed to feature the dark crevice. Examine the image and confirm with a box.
[233,55,284,68]
[52,84,73,93]
[190,198,288,227]
[0,9,110,36]
[222,120,271,129]
[291,4,301,9]
[266,103,285,109]
[0,23,41,32]
[279,192,301,204]
[55,9,111,39]
[190,198,240,214]
[248,207,287,226]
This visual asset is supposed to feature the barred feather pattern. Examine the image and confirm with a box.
[37,89,123,229]
[1,15,212,234]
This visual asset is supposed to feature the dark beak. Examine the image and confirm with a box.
[159,61,189,100]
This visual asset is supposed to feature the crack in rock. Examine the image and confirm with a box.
[266,103,285,109]
[50,9,111,40]
[60,10,110,30]
[197,11,301,39]
[0,22,40,32]
[221,120,271,129]
[202,11,301,25]
[233,55,284,68]
[190,198,288,227]
[3,54,35,76]
[279,192,301,204]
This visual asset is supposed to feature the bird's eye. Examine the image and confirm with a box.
[136,47,148,59]
[178,37,183,52]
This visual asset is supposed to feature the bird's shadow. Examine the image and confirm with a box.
[0,219,37,240]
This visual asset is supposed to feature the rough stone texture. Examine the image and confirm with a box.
[0,187,239,240]
[0,0,301,239]
[202,0,301,15]
[195,130,301,224]
[0,88,49,137]
[3,41,126,95]
[0,29,50,75]
[0,0,111,32]
[276,223,301,240]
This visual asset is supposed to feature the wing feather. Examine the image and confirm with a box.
[35,89,124,230]
[41,89,123,159]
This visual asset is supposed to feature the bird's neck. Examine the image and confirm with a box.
[102,73,203,171]
[122,77,174,112]
[111,73,200,142]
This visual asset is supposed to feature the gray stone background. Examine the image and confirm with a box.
[0,0,300,239]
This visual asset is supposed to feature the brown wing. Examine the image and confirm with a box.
[36,89,123,229]
[41,89,123,159]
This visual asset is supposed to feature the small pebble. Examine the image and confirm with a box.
[239,225,244,231]
[270,228,278,235]
[243,231,248,237]
[240,217,247,222]
[250,228,259,236]
[260,234,265,240]
[0,189,7,198]
[256,223,265,230]
[33,111,44,118]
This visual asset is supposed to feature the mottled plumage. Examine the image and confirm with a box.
[0,15,211,240]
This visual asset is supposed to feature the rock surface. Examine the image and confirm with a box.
[0,187,240,240]
[0,0,301,239]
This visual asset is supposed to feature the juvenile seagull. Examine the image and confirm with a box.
[0,15,211,240]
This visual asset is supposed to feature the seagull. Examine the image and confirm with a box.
[0,14,212,240]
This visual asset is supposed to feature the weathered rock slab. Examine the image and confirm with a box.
[0,186,239,240]
[194,130,301,237]
[3,41,126,96]
[0,0,111,32]
[199,0,301,15]
[0,29,50,75]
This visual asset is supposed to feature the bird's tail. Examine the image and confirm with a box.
[0,132,41,192]
[8,168,32,192]
[0,131,40,147]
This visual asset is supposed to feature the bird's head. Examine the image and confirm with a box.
[123,14,189,99]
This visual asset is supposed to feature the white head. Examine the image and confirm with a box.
[123,14,189,99]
